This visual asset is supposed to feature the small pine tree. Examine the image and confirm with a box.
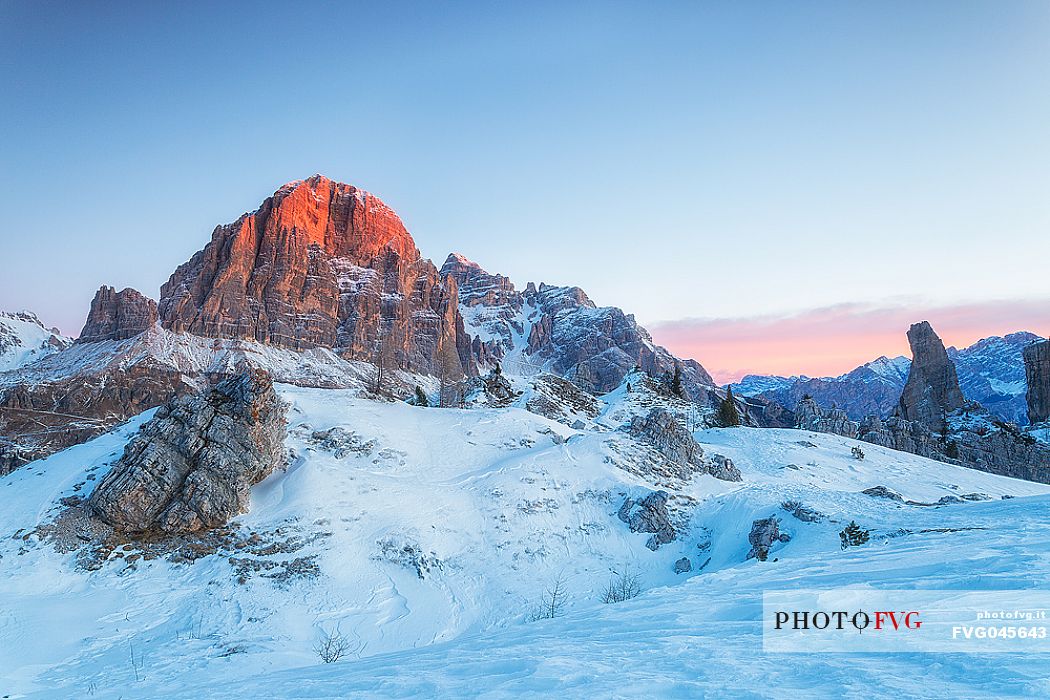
[414,385,429,407]
[671,365,684,398]
[944,439,959,459]
[839,521,870,549]
[719,386,741,427]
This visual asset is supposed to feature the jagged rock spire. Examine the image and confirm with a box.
[898,321,965,427]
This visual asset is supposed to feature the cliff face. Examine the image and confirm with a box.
[1025,339,1050,425]
[77,286,158,343]
[158,175,472,377]
[899,321,966,427]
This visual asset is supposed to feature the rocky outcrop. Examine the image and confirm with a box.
[796,397,858,438]
[522,374,601,426]
[440,253,523,366]
[90,370,286,534]
[1024,339,1050,425]
[618,490,675,551]
[158,175,473,378]
[796,397,1050,484]
[899,321,966,427]
[628,408,742,482]
[464,366,519,407]
[746,516,789,561]
[77,286,158,343]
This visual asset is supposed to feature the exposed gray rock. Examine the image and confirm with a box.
[1024,339,1050,425]
[308,427,374,458]
[522,374,601,426]
[780,500,824,522]
[628,408,742,482]
[90,369,287,534]
[466,366,518,407]
[743,333,1040,426]
[862,485,904,502]
[796,397,858,438]
[673,556,692,574]
[707,454,742,482]
[618,490,675,551]
[899,321,966,428]
[747,516,787,561]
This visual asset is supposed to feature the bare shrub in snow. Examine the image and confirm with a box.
[600,569,642,604]
[315,629,359,663]
[525,573,569,621]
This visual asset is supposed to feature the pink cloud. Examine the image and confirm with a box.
[649,299,1050,385]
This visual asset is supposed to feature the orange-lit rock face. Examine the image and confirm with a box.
[159,175,471,376]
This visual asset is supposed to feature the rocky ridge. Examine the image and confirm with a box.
[441,253,715,400]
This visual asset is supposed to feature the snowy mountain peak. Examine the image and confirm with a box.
[855,355,911,383]
[0,310,72,372]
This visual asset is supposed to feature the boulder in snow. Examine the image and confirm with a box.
[90,369,287,534]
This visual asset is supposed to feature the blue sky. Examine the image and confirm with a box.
[1,1,1048,376]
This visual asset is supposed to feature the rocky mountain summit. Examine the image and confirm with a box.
[77,286,159,343]
[91,369,286,534]
[1025,339,1050,425]
[159,175,473,377]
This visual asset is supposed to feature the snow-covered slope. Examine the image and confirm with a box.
[199,488,1050,700]
[3,384,1050,698]
[0,311,70,372]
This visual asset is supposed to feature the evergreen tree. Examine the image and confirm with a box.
[414,385,429,407]
[719,386,742,427]
[839,521,870,549]
[671,365,684,398]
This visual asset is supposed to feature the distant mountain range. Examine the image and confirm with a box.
[734,331,1042,425]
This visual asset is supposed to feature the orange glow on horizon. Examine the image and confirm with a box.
[649,299,1050,385]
